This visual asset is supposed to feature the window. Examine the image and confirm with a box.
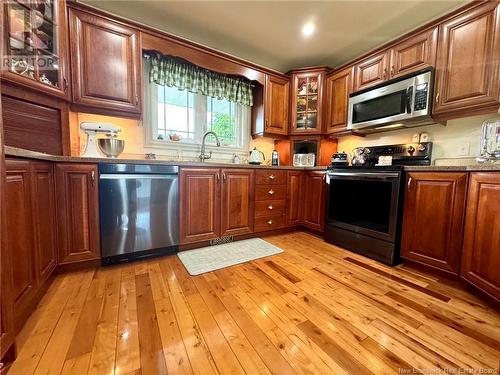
[145,78,251,150]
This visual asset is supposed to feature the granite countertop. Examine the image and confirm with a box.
[4,146,327,171]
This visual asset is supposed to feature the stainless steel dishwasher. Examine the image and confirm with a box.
[99,163,179,264]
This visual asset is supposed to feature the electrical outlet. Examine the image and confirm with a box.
[457,142,470,156]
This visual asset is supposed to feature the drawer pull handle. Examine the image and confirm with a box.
[269,175,276,180]
[268,189,275,195]
[268,204,273,210]
[267,219,273,225]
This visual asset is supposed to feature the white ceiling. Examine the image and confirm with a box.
[82,0,468,73]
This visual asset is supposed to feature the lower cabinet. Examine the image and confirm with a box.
[5,159,58,333]
[460,172,500,301]
[302,171,326,232]
[55,163,100,264]
[180,168,254,244]
[287,171,303,225]
[401,172,468,275]
[254,170,287,232]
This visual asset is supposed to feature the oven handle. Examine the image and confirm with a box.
[327,171,400,179]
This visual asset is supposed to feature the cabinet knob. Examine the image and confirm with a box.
[383,68,387,80]
[407,177,413,190]
[267,219,273,225]
[268,204,273,210]
[268,189,275,195]
[90,170,95,186]
[63,77,68,90]
[269,174,276,180]
[435,93,440,104]
[265,119,269,128]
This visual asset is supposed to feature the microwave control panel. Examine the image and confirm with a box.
[414,83,428,111]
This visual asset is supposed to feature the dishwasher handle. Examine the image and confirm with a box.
[100,173,178,180]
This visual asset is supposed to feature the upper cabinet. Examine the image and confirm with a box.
[290,68,328,135]
[433,2,500,117]
[325,66,354,135]
[353,50,390,92]
[389,27,438,79]
[68,9,141,114]
[353,27,438,92]
[264,74,290,136]
[2,0,70,99]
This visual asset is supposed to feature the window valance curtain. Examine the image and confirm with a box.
[147,52,254,107]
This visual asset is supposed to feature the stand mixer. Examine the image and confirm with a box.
[80,122,123,158]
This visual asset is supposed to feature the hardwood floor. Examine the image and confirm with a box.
[8,231,500,375]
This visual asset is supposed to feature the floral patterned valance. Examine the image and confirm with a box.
[146,52,253,106]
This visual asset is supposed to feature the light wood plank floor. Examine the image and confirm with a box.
[8,231,500,375]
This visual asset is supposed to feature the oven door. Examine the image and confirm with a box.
[326,171,402,242]
[348,79,414,130]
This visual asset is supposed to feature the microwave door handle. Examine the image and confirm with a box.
[406,86,413,114]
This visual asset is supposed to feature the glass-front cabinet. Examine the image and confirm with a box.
[289,67,329,135]
[3,0,69,98]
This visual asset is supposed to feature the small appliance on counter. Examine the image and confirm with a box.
[80,122,124,158]
[324,142,432,266]
[249,147,265,165]
[293,153,315,167]
[271,150,280,166]
[477,119,500,163]
[331,151,349,166]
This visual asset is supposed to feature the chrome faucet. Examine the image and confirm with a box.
[199,131,221,161]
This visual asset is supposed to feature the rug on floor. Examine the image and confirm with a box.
[177,238,284,276]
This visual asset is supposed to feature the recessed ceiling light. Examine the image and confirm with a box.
[302,22,316,38]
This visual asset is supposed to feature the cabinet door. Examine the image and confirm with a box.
[461,173,500,302]
[433,2,500,115]
[291,71,324,134]
[5,159,37,332]
[287,171,303,226]
[69,9,141,113]
[31,162,57,282]
[180,168,220,244]
[302,171,326,232]
[3,0,70,99]
[265,74,289,135]
[55,163,100,264]
[325,66,354,134]
[353,50,390,92]
[389,27,438,79]
[401,172,467,275]
[221,169,254,236]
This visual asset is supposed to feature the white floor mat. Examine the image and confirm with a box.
[177,238,284,276]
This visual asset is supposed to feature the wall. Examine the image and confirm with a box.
[337,113,500,164]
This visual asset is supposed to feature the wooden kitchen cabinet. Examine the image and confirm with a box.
[287,171,303,226]
[290,68,328,135]
[389,27,438,79]
[302,171,326,232]
[264,74,290,136]
[2,0,70,99]
[353,50,390,92]
[68,8,141,114]
[325,66,354,135]
[461,172,500,302]
[5,159,37,333]
[55,163,100,264]
[401,172,467,275]
[180,168,221,244]
[433,2,500,117]
[221,169,254,237]
[31,162,57,282]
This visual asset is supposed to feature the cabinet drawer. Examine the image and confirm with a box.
[255,185,287,200]
[254,214,286,232]
[255,200,286,217]
[255,170,287,185]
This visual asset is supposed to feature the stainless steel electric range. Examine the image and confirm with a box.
[324,142,432,266]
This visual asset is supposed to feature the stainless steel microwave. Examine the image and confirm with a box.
[347,69,434,134]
